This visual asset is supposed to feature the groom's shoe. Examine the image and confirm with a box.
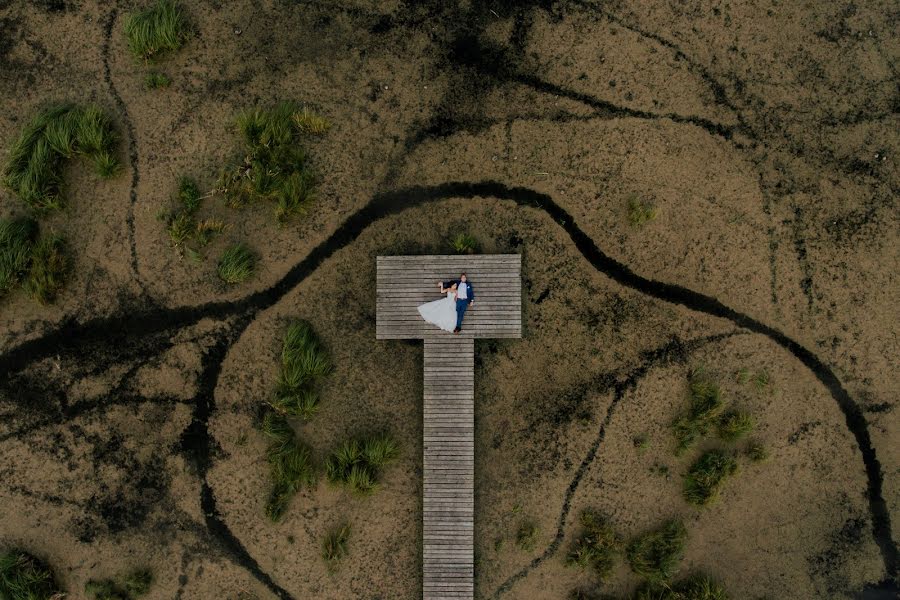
[453,328,461,334]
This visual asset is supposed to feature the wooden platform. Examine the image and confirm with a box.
[376,255,522,340]
[376,255,522,600]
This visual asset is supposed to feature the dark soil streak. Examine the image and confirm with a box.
[489,332,740,598]
[102,9,146,296]
[1,181,895,583]
[182,320,297,600]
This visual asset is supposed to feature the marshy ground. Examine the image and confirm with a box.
[0,1,897,599]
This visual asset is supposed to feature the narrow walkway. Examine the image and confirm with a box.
[375,255,522,599]
[423,336,474,599]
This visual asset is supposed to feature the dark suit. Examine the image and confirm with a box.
[443,279,474,330]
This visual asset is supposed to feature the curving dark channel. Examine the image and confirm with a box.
[1,181,896,588]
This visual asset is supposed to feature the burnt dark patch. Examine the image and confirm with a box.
[808,515,867,595]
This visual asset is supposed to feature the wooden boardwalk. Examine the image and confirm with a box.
[376,255,522,600]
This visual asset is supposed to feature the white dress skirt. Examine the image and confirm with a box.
[417,291,458,332]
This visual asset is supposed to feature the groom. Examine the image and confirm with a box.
[443,273,474,333]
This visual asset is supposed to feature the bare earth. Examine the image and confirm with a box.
[0,1,897,599]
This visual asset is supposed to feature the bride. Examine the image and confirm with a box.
[417,281,458,332]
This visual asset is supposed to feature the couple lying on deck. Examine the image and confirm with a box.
[417,273,474,334]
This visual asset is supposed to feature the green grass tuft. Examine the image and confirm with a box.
[261,411,316,521]
[3,104,119,210]
[683,449,739,506]
[321,523,351,571]
[671,370,726,454]
[123,0,190,60]
[565,510,623,580]
[177,176,202,212]
[0,550,63,600]
[25,233,67,304]
[86,568,152,600]
[0,217,38,296]
[515,520,539,551]
[718,410,754,442]
[745,439,769,463]
[219,102,327,222]
[627,195,657,226]
[450,232,479,254]
[292,107,331,135]
[626,519,687,582]
[325,433,399,495]
[632,573,729,599]
[217,243,256,284]
[144,72,171,89]
[270,321,331,419]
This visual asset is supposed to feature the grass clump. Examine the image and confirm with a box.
[671,370,725,454]
[0,217,68,305]
[0,550,63,600]
[271,321,331,419]
[626,520,687,582]
[163,177,226,255]
[745,439,769,463]
[218,102,329,222]
[683,449,739,506]
[217,243,256,284]
[325,433,399,495]
[450,232,479,254]
[3,104,119,210]
[144,72,171,89]
[124,0,190,60]
[0,217,38,296]
[515,520,538,551]
[85,569,152,599]
[632,573,728,600]
[321,523,351,571]
[261,411,316,521]
[25,233,67,304]
[717,410,753,442]
[566,510,623,580]
[627,195,657,226]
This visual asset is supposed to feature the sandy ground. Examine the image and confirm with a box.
[0,1,897,599]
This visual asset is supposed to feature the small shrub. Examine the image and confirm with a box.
[321,523,350,571]
[217,243,256,284]
[671,371,725,454]
[3,104,119,210]
[325,433,399,495]
[753,370,770,392]
[627,195,657,226]
[271,321,331,419]
[25,233,67,304]
[450,233,479,254]
[218,102,327,222]
[177,176,202,212]
[515,520,538,551]
[164,177,225,254]
[124,0,190,60]
[683,449,738,506]
[144,72,171,89]
[566,510,622,580]
[0,217,38,295]
[632,573,729,599]
[261,411,316,521]
[745,439,769,463]
[718,410,753,441]
[626,519,687,582]
[0,550,63,600]
[86,569,152,599]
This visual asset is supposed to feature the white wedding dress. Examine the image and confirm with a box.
[418,291,458,332]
